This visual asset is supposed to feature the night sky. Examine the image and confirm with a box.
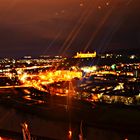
[0,0,140,57]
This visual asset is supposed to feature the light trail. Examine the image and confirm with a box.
[83,6,114,52]
[62,0,96,55]
[16,65,52,71]
[97,0,131,54]
[59,0,94,54]
[43,31,62,55]
[0,85,32,89]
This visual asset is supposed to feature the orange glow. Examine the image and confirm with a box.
[92,94,98,101]
[74,51,96,58]
[18,69,82,92]
[68,130,72,139]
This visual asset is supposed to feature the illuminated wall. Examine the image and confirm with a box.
[74,52,96,58]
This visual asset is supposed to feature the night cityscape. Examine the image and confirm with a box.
[0,0,140,140]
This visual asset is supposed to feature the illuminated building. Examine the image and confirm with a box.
[81,66,97,73]
[24,56,32,59]
[74,52,96,58]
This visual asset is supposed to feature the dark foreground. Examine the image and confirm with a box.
[0,92,140,140]
[0,86,140,140]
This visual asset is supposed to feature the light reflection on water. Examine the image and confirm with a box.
[0,106,139,140]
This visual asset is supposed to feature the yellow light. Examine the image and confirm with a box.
[74,52,96,58]
[80,3,84,7]
[40,75,46,80]
[98,6,101,9]
[81,66,97,73]
[68,130,72,138]
[106,2,109,6]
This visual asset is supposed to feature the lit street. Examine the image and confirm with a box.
[0,0,140,139]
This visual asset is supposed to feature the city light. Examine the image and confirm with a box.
[0,0,139,139]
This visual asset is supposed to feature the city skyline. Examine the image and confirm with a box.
[0,0,139,57]
[0,1,140,139]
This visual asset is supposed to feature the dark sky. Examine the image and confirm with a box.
[0,0,140,57]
